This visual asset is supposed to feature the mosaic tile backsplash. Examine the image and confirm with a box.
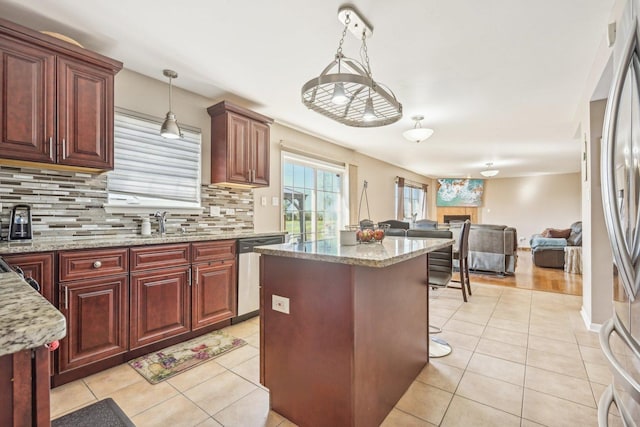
[0,165,254,239]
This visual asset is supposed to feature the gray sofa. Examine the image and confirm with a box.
[449,223,518,275]
[529,221,582,268]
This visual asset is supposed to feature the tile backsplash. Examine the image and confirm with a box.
[0,165,254,239]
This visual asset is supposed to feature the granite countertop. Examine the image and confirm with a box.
[254,236,454,268]
[0,271,66,357]
[0,231,286,254]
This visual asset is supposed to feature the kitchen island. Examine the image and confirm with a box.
[255,236,453,427]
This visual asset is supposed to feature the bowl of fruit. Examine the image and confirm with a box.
[356,223,389,243]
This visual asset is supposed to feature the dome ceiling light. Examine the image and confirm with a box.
[402,115,434,143]
[301,6,402,127]
[480,162,500,177]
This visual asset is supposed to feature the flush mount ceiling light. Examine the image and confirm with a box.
[402,115,434,143]
[160,69,182,139]
[480,162,500,177]
[301,6,402,127]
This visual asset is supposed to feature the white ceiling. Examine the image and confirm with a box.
[1,0,614,179]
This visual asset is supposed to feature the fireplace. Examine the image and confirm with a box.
[443,214,471,223]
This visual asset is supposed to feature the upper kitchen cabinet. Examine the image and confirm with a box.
[0,18,122,171]
[208,101,273,187]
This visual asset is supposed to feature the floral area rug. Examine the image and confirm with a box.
[128,330,247,384]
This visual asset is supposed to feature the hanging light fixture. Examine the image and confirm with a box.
[160,69,182,139]
[480,162,500,177]
[301,6,402,127]
[402,115,434,143]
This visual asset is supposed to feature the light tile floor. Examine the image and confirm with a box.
[50,283,622,426]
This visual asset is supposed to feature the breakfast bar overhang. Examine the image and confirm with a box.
[255,236,453,427]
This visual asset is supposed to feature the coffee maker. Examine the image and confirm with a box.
[9,204,33,241]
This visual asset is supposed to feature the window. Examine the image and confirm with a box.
[396,179,427,221]
[107,108,202,210]
[282,152,347,243]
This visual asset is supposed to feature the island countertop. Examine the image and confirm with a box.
[254,236,453,268]
[0,271,66,357]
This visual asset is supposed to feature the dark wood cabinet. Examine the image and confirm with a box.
[3,252,54,304]
[192,240,237,330]
[130,266,191,349]
[57,248,128,373]
[0,18,121,171]
[208,100,273,187]
[129,244,191,349]
[58,274,128,373]
[0,347,51,427]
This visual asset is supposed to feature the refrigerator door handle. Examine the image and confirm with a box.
[600,316,640,391]
[598,384,636,427]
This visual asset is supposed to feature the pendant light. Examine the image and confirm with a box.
[301,6,402,127]
[160,69,182,139]
[480,162,500,177]
[402,115,434,143]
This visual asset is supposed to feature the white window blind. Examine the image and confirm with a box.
[107,109,202,209]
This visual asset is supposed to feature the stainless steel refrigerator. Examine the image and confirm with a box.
[600,0,640,424]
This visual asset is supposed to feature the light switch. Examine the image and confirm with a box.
[272,196,279,206]
[210,206,221,216]
[261,196,267,206]
[226,208,235,215]
[272,295,290,314]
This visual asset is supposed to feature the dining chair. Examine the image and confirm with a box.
[453,220,472,301]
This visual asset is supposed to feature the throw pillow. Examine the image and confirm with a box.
[541,228,552,237]
[548,228,571,238]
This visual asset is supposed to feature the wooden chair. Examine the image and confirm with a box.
[406,229,453,290]
[452,220,472,301]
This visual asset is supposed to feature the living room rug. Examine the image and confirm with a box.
[128,330,247,384]
[52,398,134,427]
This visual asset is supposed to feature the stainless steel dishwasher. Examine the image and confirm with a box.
[235,235,285,322]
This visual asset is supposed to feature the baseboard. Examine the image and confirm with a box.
[581,306,603,332]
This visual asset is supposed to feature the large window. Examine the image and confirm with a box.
[107,108,202,210]
[282,153,347,242]
[396,179,427,222]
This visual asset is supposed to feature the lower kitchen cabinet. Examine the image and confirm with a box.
[3,252,54,304]
[130,265,191,349]
[192,260,236,330]
[59,275,128,373]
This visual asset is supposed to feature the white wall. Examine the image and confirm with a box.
[481,174,582,247]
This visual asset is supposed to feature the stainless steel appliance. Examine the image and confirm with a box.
[8,204,32,241]
[599,1,640,423]
[236,235,285,322]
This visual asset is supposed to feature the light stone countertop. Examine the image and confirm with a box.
[254,236,454,268]
[0,271,66,357]
[0,231,286,254]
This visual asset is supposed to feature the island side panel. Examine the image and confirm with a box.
[353,254,429,427]
[261,255,355,427]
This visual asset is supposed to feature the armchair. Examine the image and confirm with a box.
[530,221,582,268]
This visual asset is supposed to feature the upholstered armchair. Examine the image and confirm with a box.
[529,221,582,268]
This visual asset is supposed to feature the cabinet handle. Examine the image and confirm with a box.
[93,261,102,269]
[63,286,68,310]
[49,137,53,156]
[62,138,66,159]
[188,267,192,286]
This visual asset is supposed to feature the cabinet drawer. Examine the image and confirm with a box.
[59,248,128,281]
[131,243,191,271]
[192,240,236,263]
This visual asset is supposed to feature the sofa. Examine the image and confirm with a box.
[529,221,582,268]
[449,223,518,275]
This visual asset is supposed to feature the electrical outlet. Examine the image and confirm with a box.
[209,206,221,216]
[272,295,290,314]
[226,208,235,215]
[261,196,267,206]
[272,196,279,206]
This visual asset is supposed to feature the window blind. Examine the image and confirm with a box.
[108,109,201,207]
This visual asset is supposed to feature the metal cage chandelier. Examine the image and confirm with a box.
[301,6,402,127]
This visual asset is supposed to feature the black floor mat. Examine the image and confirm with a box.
[52,398,134,427]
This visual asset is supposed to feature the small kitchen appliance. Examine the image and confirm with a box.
[9,204,33,241]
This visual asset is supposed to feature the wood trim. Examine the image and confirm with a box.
[207,100,273,124]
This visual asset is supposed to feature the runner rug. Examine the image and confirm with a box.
[128,330,247,384]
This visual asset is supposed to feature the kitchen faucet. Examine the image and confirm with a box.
[154,211,168,235]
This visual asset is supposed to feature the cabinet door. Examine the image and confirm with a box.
[59,275,128,373]
[250,121,270,186]
[3,252,54,303]
[0,36,55,163]
[57,56,114,170]
[130,266,191,349]
[192,260,236,330]
[227,112,251,184]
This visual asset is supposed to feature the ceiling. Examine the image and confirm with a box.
[0,0,614,179]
